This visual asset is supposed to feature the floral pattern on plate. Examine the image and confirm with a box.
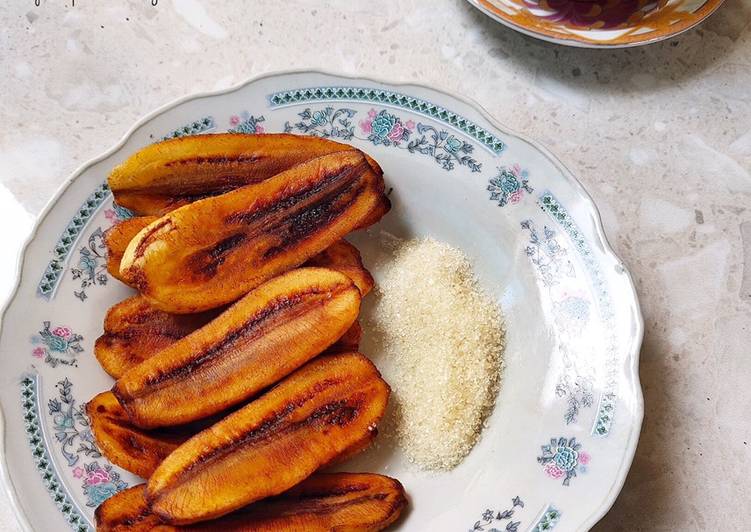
[31,323,84,368]
[538,437,590,486]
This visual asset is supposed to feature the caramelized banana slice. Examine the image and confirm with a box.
[327,320,362,354]
[113,268,361,428]
[109,133,383,216]
[96,293,362,379]
[146,353,390,524]
[95,296,222,379]
[105,216,157,282]
[106,221,372,296]
[95,484,162,532]
[87,392,189,478]
[96,473,405,532]
[88,384,370,480]
[120,150,389,313]
[305,239,374,296]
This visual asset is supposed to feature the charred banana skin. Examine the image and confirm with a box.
[113,268,361,429]
[109,133,383,216]
[96,473,405,532]
[119,150,390,313]
[146,352,390,524]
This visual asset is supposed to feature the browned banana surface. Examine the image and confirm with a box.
[305,239,374,296]
[105,216,157,282]
[95,292,361,379]
[95,484,162,532]
[327,320,362,354]
[109,133,383,216]
[146,352,390,524]
[119,150,390,313]
[87,392,188,479]
[106,225,372,294]
[88,377,368,480]
[96,474,405,532]
[113,268,361,429]
[95,296,222,379]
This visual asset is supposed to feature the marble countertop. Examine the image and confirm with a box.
[1,0,750,530]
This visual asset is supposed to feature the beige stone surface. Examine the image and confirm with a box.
[1,0,750,530]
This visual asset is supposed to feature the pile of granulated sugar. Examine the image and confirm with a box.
[371,236,505,470]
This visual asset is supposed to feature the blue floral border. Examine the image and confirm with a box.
[37,184,110,300]
[267,86,505,155]
[20,374,91,532]
[537,192,617,437]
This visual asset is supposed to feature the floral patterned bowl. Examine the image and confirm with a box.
[466,0,724,47]
[0,71,643,531]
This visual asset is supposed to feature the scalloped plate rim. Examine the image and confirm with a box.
[0,69,644,532]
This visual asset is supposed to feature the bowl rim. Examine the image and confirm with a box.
[0,69,644,532]
[465,0,726,49]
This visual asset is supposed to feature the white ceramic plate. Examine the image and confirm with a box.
[0,71,643,532]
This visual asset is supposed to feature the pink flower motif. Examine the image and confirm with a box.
[359,119,373,133]
[367,109,377,118]
[512,163,522,176]
[405,120,415,130]
[387,122,405,142]
[254,125,264,134]
[52,327,71,338]
[87,468,111,485]
[578,451,590,465]
[509,190,523,204]
[230,115,240,126]
[32,347,45,358]
[103,209,116,221]
[544,463,565,479]
[72,467,84,479]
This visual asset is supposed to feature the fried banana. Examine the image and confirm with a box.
[96,293,362,379]
[109,133,383,216]
[146,352,389,524]
[95,296,222,379]
[88,377,371,480]
[94,484,162,532]
[104,216,157,282]
[113,268,361,428]
[106,224,373,296]
[119,150,390,313]
[87,391,188,478]
[305,239,374,296]
[96,473,405,532]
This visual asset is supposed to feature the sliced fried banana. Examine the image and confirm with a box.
[305,239,374,296]
[119,150,389,313]
[104,216,157,282]
[109,133,383,216]
[106,220,372,296]
[95,484,163,532]
[88,382,373,480]
[146,352,390,524]
[96,292,362,379]
[86,391,188,478]
[113,268,361,428]
[94,296,221,379]
[96,473,405,532]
